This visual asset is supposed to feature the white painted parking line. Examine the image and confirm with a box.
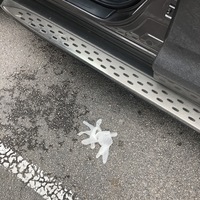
[0,140,77,200]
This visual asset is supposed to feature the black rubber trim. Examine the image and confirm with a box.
[93,0,141,8]
[153,0,200,97]
[66,0,116,19]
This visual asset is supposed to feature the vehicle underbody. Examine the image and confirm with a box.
[1,0,200,133]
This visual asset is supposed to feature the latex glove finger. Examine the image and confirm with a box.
[81,138,97,145]
[90,143,95,149]
[96,146,108,158]
[96,146,103,158]
[83,121,94,129]
[110,132,118,137]
[102,148,109,164]
[77,131,90,136]
[96,119,102,126]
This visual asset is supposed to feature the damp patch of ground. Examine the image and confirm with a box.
[0,67,89,153]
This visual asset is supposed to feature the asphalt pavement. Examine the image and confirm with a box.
[1,9,200,200]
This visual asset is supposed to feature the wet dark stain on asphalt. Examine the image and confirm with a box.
[0,68,89,152]
[177,142,182,146]
[118,140,124,147]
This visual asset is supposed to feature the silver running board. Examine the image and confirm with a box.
[1,0,200,133]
